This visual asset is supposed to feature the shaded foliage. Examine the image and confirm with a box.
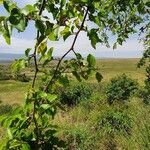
[98,110,132,135]
[106,74,138,104]
[60,83,93,106]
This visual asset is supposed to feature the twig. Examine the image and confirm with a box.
[31,0,46,149]
[44,7,89,92]
[32,0,46,88]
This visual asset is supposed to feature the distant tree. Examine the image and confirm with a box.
[0,0,149,149]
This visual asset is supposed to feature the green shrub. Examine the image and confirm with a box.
[0,104,13,115]
[14,73,30,82]
[0,66,13,80]
[63,125,94,150]
[60,83,93,106]
[98,110,132,135]
[142,66,150,105]
[106,74,138,104]
[138,88,150,105]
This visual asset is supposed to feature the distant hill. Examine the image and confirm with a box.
[0,53,23,61]
[0,52,141,63]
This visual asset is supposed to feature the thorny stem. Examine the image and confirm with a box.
[44,7,89,92]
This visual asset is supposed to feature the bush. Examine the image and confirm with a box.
[14,73,30,82]
[0,72,12,80]
[98,110,132,135]
[0,65,13,80]
[106,74,138,104]
[0,104,13,115]
[138,88,150,105]
[142,67,150,105]
[60,83,93,106]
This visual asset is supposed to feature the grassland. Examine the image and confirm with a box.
[0,58,145,104]
[0,58,149,150]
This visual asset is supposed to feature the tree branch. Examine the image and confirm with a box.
[32,0,46,88]
[31,0,46,149]
[44,7,89,92]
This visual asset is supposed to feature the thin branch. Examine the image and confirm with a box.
[32,0,46,88]
[44,7,89,92]
[31,0,46,149]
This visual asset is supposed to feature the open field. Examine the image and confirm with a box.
[0,58,145,104]
[0,58,149,150]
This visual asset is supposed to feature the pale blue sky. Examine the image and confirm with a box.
[0,0,144,58]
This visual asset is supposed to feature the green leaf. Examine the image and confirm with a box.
[41,104,51,110]
[37,35,46,47]
[137,2,145,14]
[3,0,16,12]
[47,47,53,59]
[58,75,69,86]
[9,8,21,25]
[113,43,117,49]
[0,16,5,22]
[87,29,102,49]
[8,8,28,32]
[15,16,28,32]
[134,0,140,5]
[60,0,66,8]
[22,144,30,150]
[95,72,103,82]
[35,20,45,35]
[37,41,47,55]
[47,94,57,102]
[39,91,47,99]
[7,128,13,139]
[45,21,54,35]
[48,31,57,41]
[21,4,36,15]
[25,48,31,57]
[72,71,82,82]
[40,47,53,66]
[3,20,11,44]
[76,53,83,60]
[60,26,71,41]
[0,0,3,5]
[72,0,88,4]
[11,59,28,72]
[87,54,96,67]
[117,37,123,45]
[145,2,150,7]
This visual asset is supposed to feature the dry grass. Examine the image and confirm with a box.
[0,58,146,104]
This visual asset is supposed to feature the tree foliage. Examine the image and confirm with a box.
[0,0,149,149]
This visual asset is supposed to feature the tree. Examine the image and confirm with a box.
[0,0,149,149]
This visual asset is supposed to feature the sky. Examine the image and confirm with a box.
[0,0,144,58]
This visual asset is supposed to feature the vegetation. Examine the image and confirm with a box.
[0,65,12,80]
[59,82,93,106]
[0,60,149,149]
[138,49,150,105]
[0,0,149,150]
[106,74,138,104]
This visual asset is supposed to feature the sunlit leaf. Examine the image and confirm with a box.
[0,0,3,5]
[87,54,96,67]
[21,4,36,15]
[41,104,51,110]
[22,144,30,150]
[47,94,57,102]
